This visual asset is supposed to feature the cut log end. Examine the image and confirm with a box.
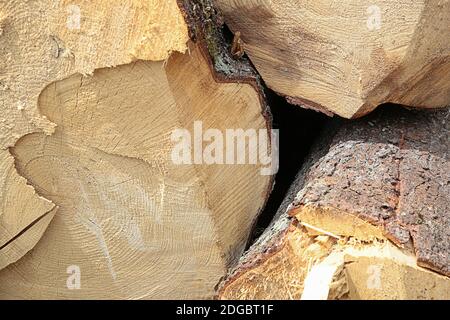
[216,0,450,118]
[0,0,274,299]
[219,107,450,300]
[219,221,450,300]
[1,0,448,301]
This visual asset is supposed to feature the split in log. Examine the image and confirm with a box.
[218,107,450,300]
[0,0,274,299]
[215,0,450,118]
[0,0,189,272]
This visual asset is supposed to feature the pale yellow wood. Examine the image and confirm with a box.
[0,41,272,299]
[0,0,188,271]
[0,208,56,270]
[216,0,450,118]
[219,225,450,300]
[302,241,450,300]
[0,149,55,269]
[219,226,334,300]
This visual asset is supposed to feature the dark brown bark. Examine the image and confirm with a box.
[220,106,449,297]
[291,107,449,276]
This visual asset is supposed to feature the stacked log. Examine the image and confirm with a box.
[0,0,448,300]
[0,0,273,299]
[215,0,450,118]
[218,108,450,300]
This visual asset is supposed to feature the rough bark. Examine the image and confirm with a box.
[218,107,450,300]
[215,0,450,118]
[0,0,274,299]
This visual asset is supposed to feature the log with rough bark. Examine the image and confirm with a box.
[0,0,274,299]
[218,107,450,300]
[215,0,450,118]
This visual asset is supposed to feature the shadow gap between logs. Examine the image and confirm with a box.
[221,23,330,248]
[249,88,329,245]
